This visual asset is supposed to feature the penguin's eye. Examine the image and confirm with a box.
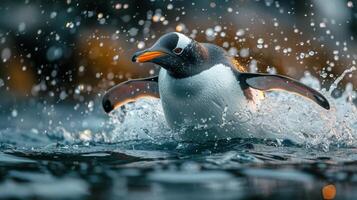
[173,47,183,55]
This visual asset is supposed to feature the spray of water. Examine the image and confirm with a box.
[102,69,357,150]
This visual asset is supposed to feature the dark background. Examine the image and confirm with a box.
[0,0,356,105]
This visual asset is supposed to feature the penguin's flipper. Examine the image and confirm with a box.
[102,76,160,113]
[239,73,330,110]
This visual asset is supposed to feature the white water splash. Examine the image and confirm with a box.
[328,66,357,93]
[107,99,175,143]
[105,70,357,150]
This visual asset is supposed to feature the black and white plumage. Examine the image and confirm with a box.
[103,32,330,141]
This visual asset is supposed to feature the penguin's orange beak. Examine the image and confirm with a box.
[133,51,164,63]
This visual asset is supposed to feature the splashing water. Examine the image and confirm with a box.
[328,66,357,93]
[108,99,174,143]
[103,69,357,151]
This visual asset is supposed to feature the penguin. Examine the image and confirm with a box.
[102,32,330,141]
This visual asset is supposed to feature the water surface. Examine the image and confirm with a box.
[1,86,356,199]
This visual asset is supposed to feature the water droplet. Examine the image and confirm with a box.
[128,28,138,37]
[137,41,145,49]
[222,42,229,48]
[50,11,57,19]
[265,0,274,6]
[299,53,305,59]
[1,48,11,62]
[18,22,26,32]
[88,101,94,110]
[228,47,237,56]
[236,29,245,37]
[66,22,74,28]
[115,3,122,9]
[214,25,222,32]
[60,91,68,100]
[11,109,18,118]
[176,23,185,32]
[347,1,353,8]
[267,66,277,74]
[167,4,173,10]
[113,55,119,61]
[79,65,85,72]
[152,14,161,22]
[206,28,214,37]
[239,48,249,58]
[46,46,63,61]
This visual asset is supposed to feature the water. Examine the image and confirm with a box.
[1,72,357,199]
[1,0,357,198]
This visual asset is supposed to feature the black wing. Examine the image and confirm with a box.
[238,72,330,110]
[102,76,160,113]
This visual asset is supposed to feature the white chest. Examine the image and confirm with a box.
[158,64,250,134]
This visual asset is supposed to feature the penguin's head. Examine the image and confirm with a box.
[132,32,208,78]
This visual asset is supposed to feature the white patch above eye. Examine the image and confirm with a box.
[175,32,192,50]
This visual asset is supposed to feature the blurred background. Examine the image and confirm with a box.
[0,0,356,108]
[0,2,356,199]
